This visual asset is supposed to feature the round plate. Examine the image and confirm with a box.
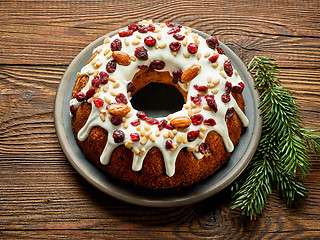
[54,27,262,207]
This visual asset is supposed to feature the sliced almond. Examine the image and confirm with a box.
[170,116,191,129]
[181,65,201,83]
[112,51,131,66]
[107,103,131,116]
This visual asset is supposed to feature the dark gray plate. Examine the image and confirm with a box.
[54,27,262,207]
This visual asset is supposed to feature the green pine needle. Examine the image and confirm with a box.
[230,56,320,218]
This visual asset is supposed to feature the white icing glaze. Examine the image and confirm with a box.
[70,20,249,177]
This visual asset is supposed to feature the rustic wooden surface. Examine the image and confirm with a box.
[1,0,319,239]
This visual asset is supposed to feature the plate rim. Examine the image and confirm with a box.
[54,27,262,207]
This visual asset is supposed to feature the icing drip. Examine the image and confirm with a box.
[70,20,249,177]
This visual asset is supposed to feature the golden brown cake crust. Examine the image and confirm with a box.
[71,69,245,189]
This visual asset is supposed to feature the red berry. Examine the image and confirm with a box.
[115,93,128,104]
[208,55,219,63]
[216,47,225,55]
[130,133,140,141]
[232,82,244,93]
[75,92,85,101]
[70,105,76,115]
[224,60,233,77]
[158,119,168,130]
[167,27,181,34]
[225,108,235,120]
[173,33,185,41]
[165,123,174,130]
[194,85,208,93]
[190,114,203,125]
[169,42,181,52]
[127,82,136,93]
[113,130,125,143]
[203,118,216,126]
[149,60,165,70]
[128,24,138,31]
[130,119,141,126]
[165,139,174,150]
[93,98,104,108]
[110,39,122,51]
[146,24,155,31]
[190,94,202,105]
[85,88,95,100]
[144,36,156,47]
[106,60,117,73]
[137,24,147,33]
[145,117,159,125]
[110,115,123,125]
[187,130,200,142]
[99,71,109,84]
[118,30,133,37]
[165,21,174,27]
[134,46,148,61]
[138,65,148,70]
[172,70,183,84]
[204,95,218,112]
[136,111,146,120]
[225,81,232,94]
[199,143,209,154]
[91,76,101,88]
[187,43,198,54]
[206,37,219,49]
[221,93,231,103]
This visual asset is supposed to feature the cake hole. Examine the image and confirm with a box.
[130,82,185,118]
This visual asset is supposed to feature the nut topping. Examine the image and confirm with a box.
[112,51,131,66]
[181,65,201,83]
[107,103,131,116]
[170,116,191,128]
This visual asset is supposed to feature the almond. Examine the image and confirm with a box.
[170,116,191,129]
[86,52,98,64]
[107,103,131,116]
[112,51,131,66]
[181,65,201,83]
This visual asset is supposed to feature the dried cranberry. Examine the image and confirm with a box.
[106,60,117,73]
[93,98,104,108]
[165,21,175,27]
[146,24,155,31]
[172,70,183,84]
[165,123,174,130]
[232,82,244,93]
[187,130,200,142]
[144,36,156,47]
[130,119,141,126]
[137,24,147,33]
[70,105,76,115]
[190,94,202,105]
[75,92,85,101]
[118,30,133,37]
[110,39,122,51]
[165,139,174,150]
[111,115,123,125]
[225,81,232,94]
[136,111,146,120]
[225,108,235,120]
[91,76,101,88]
[199,143,209,154]
[190,114,203,125]
[127,82,136,93]
[130,133,140,141]
[145,117,159,125]
[187,43,198,54]
[149,60,165,70]
[138,65,148,70]
[128,24,138,31]
[158,119,168,130]
[113,130,125,143]
[165,21,182,34]
[115,93,128,104]
[206,37,219,49]
[99,71,109,84]
[85,88,95,100]
[224,60,233,77]
[168,27,181,34]
[203,118,216,126]
[221,93,231,103]
[134,46,148,61]
[204,95,218,112]
[169,42,181,52]
[194,85,208,93]
[216,47,225,55]
[208,55,219,63]
[173,33,185,41]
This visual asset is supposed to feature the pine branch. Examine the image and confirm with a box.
[230,56,320,218]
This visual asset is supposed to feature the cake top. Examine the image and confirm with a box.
[70,20,249,177]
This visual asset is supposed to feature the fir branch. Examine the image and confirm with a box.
[230,56,320,218]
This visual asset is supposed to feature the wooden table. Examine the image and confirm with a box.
[1,0,319,239]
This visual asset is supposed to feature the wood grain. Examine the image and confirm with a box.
[0,0,320,239]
